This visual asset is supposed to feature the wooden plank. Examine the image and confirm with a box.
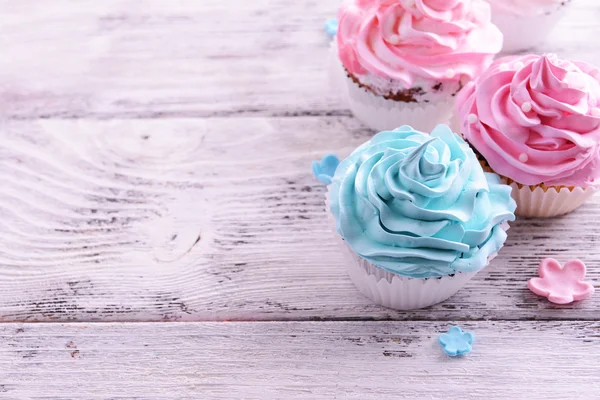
[1,0,599,119]
[0,0,342,119]
[0,117,599,322]
[0,321,598,399]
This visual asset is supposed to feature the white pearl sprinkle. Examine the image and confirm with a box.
[592,108,600,117]
[499,63,509,72]
[467,114,478,124]
[388,35,400,45]
[514,61,525,70]
[445,69,455,79]
[519,153,529,163]
[521,101,533,113]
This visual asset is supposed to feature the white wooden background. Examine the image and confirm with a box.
[0,0,599,398]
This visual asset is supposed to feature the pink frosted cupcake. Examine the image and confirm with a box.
[457,54,600,217]
[487,0,572,52]
[334,0,503,132]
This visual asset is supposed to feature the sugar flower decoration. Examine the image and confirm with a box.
[324,18,338,38]
[438,326,474,357]
[312,154,340,185]
[528,258,595,305]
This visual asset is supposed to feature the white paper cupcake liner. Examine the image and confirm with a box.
[344,76,456,133]
[492,5,569,53]
[339,239,481,310]
[325,192,506,310]
[509,183,598,218]
[327,41,455,132]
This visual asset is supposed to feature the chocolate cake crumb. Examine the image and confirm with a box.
[347,70,424,102]
[346,69,462,103]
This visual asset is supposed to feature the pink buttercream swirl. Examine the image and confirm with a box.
[458,54,600,187]
[336,0,502,87]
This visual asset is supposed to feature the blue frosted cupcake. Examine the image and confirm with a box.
[328,125,516,309]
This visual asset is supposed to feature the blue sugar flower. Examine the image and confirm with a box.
[325,18,338,38]
[312,154,340,185]
[438,326,474,357]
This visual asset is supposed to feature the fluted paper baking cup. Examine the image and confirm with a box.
[492,6,569,53]
[325,192,504,310]
[510,183,598,218]
[340,239,480,310]
[344,75,456,133]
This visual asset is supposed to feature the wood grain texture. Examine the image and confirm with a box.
[2,0,600,397]
[0,0,341,119]
[1,0,600,119]
[0,321,598,399]
[1,117,599,322]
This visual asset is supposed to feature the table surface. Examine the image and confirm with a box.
[1,1,600,398]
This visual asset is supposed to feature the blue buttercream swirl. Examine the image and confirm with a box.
[329,125,516,278]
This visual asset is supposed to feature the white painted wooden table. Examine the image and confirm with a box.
[1,1,600,398]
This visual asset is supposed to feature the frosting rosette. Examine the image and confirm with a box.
[458,54,600,187]
[329,125,516,278]
[336,0,503,87]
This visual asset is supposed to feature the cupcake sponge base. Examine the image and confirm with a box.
[345,76,456,133]
[328,41,455,132]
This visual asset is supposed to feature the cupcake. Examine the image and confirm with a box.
[327,124,516,310]
[334,0,503,132]
[487,0,571,52]
[457,54,600,218]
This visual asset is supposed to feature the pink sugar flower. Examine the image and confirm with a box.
[528,258,595,305]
